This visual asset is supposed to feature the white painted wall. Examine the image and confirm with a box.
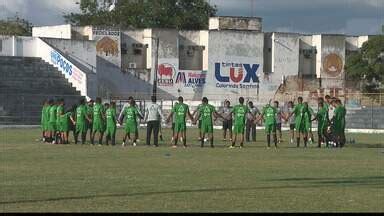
[44,38,97,71]
[92,27,121,68]
[320,35,346,89]
[312,35,322,78]
[32,24,72,39]
[152,29,180,96]
[0,36,91,98]
[121,29,148,71]
[0,36,37,57]
[346,36,359,51]
[200,30,209,71]
[209,17,262,31]
[143,29,152,69]
[272,32,300,76]
[0,36,14,56]
[206,30,264,101]
[35,38,88,97]
[209,17,219,30]
[72,26,93,40]
[358,36,369,48]
[299,35,316,76]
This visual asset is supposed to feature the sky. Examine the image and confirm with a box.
[0,0,383,35]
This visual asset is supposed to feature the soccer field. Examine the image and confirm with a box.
[1,128,383,212]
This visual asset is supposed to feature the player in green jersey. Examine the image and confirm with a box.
[229,97,253,148]
[120,99,143,147]
[166,96,194,148]
[192,102,204,142]
[325,95,335,146]
[105,102,117,146]
[287,97,302,147]
[301,102,312,148]
[257,101,278,148]
[332,99,347,148]
[48,99,58,144]
[339,100,347,148]
[41,100,49,142]
[91,97,106,145]
[55,98,65,144]
[194,97,224,148]
[287,97,312,147]
[324,95,332,115]
[312,100,329,148]
[169,102,178,143]
[68,105,77,143]
[103,103,109,135]
[307,105,316,145]
[59,100,75,145]
[86,100,94,142]
[74,99,91,144]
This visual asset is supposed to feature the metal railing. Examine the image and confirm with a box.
[1,92,383,129]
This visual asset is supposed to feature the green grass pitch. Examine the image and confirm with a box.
[1,128,383,212]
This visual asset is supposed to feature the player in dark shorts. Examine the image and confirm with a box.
[274,101,283,143]
[192,100,204,141]
[283,101,296,145]
[221,100,233,142]
[86,100,94,142]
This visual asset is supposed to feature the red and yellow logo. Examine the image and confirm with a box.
[323,53,343,77]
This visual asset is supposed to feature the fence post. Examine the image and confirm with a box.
[371,98,374,129]
[22,94,25,124]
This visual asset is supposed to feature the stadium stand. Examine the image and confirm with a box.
[0,56,84,125]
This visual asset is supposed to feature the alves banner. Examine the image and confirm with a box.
[215,62,260,89]
[157,63,206,88]
[175,71,206,88]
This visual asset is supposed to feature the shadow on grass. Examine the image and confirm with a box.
[1,177,383,205]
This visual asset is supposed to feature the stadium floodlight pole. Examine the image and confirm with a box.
[143,36,160,101]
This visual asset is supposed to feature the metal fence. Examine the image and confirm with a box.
[0,93,84,125]
[1,92,383,129]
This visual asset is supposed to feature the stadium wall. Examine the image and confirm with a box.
[43,38,97,71]
[299,35,316,76]
[32,24,72,39]
[0,36,95,99]
[92,27,121,68]
[0,36,14,55]
[319,34,346,89]
[206,30,265,102]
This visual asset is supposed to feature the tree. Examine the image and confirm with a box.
[345,35,384,93]
[0,16,32,36]
[64,0,217,30]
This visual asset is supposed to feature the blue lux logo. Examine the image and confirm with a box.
[215,63,260,83]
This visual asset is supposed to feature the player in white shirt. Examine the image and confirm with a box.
[284,101,296,144]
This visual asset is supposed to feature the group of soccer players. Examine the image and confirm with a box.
[40,94,346,149]
[41,97,118,145]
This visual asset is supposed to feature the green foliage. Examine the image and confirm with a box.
[345,35,384,93]
[0,16,32,36]
[64,0,217,30]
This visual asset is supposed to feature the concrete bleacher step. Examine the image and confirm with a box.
[0,80,74,89]
[0,56,83,125]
